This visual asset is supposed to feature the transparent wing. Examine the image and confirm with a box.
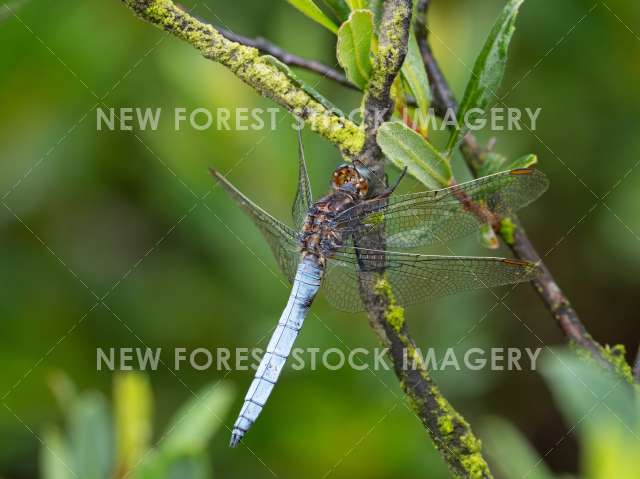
[334,169,549,249]
[291,131,313,230]
[211,169,301,283]
[321,246,539,312]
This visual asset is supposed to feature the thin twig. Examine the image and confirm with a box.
[217,28,357,90]
[414,0,628,377]
[414,0,457,116]
[356,1,493,477]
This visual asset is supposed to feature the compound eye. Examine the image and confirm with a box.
[332,167,356,187]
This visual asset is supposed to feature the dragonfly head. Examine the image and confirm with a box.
[331,163,369,198]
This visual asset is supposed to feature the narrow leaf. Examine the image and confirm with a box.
[68,392,113,479]
[40,427,74,479]
[400,31,432,117]
[336,10,374,89]
[114,373,153,474]
[322,0,350,23]
[286,0,339,34]
[448,0,524,150]
[377,121,452,189]
[161,382,234,455]
[481,417,557,479]
[479,152,537,177]
[346,0,366,9]
[540,349,637,433]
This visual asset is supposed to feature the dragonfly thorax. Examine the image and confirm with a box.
[300,188,363,265]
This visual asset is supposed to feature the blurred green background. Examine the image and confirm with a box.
[1,0,639,477]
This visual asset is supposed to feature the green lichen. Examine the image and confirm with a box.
[367,1,411,98]
[374,276,405,332]
[601,344,635,384]
[459,432,490,479]
[499,217,516,246]
[401,363,492,478]
[437,409,454,435]
[123,0,365,155]
[570,341,636,385]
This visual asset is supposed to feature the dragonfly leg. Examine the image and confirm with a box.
[378,166,408,198]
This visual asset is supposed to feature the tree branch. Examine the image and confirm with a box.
[356,1,493,477]
[217,28,357,90]
[415,0,633,381]
[120,0,364,156]
[121,0,496,474]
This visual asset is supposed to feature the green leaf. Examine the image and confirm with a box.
[336,10,374,89]
[322,0,350,23]
[40,427,74,479]
[448,0,524,150]
[540,349,637,434]
[133,452,211,479]
[377,121,452,189]
[114,373,153,474]
[164,455,211,479]
[263,55,338,111]
[481,417,557,479]
[541,349,640,479]
[286,0,339,33]
[68,392,113,479]
[345,0,366,9]
[479,152,537,176]
[161,382,234,455]
[400,31,432,117]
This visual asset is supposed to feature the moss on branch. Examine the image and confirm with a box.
[373,276,492,478]
[121,0,364,156]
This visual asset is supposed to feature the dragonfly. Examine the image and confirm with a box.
[211,133,548,447]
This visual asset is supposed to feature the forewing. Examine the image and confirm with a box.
[291,131,313,230]
[335,169,549,249]
[321,247,538,312]
[211,169,301,283]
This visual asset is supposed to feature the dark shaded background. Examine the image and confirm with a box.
[1,0,639,477]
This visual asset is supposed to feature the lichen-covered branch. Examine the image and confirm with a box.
[217,28,357,90]
[414,0,633,382]
[120,0,364,155]
[358,0,412,180]
[122,0,495,474]
[373,280,492,478]
[355,1,493,477]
